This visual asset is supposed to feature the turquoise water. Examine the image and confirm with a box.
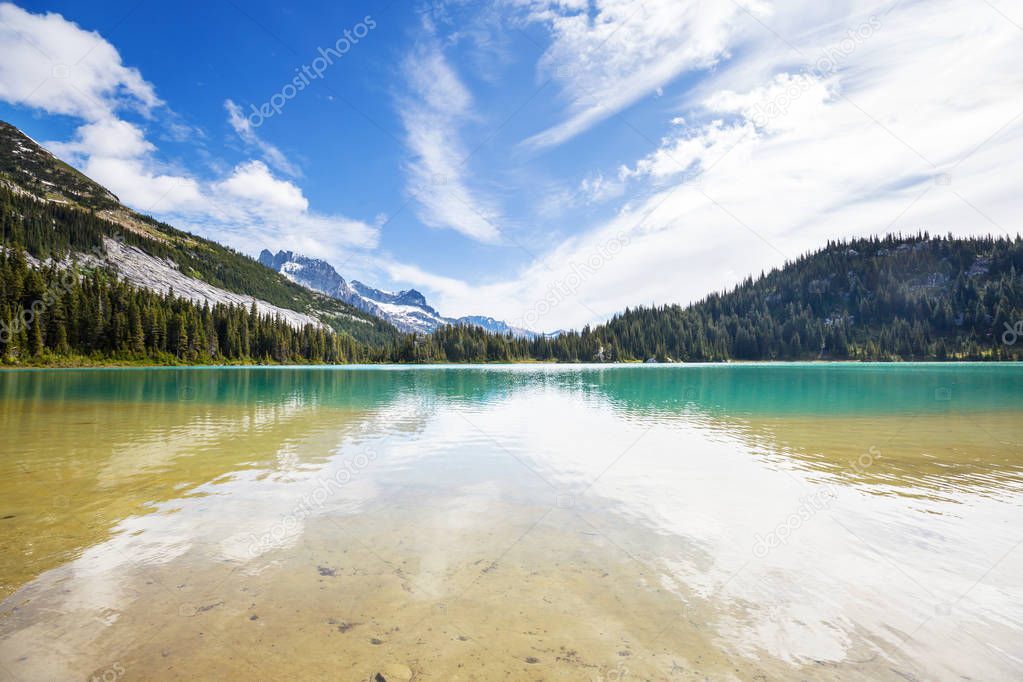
[1,364,1021,680]
[3,362,1020,414]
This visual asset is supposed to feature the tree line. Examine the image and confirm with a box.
[0,250,375,365]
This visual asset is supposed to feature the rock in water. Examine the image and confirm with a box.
[372,664,413,681]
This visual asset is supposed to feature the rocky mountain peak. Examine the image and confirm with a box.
[260,250,535,337]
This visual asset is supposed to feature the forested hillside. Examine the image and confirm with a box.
[390,234,1023,363]
[0,249,379,364]
[587,234,1023,361]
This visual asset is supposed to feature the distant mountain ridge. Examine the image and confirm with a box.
[259,249,536,337]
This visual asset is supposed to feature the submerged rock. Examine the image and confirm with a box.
[372,664,412,681]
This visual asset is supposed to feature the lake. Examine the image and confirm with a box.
[1,364,1021,680]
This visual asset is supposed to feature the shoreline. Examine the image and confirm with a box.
[2,358,1020,370]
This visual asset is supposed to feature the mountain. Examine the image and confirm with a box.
[456,316,533,336]
[382,233,1023,363]
[0,119,399,350]
[257,248,352,299]
[257,249,442,333]
[0,122,120,210]
[571,233,1023,362]
[258,249,536,337]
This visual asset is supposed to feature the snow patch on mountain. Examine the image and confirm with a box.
[259,249,536,337]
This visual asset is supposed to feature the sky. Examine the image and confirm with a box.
[0,0,1021,332]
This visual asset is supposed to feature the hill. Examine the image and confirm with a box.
[582,234,1023,361]
[0,119,400,365]
[386,234,1023,363]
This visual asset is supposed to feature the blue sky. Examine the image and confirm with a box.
[1,0,1021,331]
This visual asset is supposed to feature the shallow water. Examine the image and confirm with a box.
[1,364,1021,680]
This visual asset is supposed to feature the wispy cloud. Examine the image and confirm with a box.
[515,0,759,148]
[224,99,301,178]
[397,37,502,243]
[578,171,626,203]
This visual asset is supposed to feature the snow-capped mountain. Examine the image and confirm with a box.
[258,249,357,300]
[259,250,536,337]
[457,316,533,336]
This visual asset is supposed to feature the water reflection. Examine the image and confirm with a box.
[0,365,1021,680]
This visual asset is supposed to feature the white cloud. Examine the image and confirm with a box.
[215,160,308,213]
[85,156,205,212]
[47,118,153,160]
[392,0,1023,331]
[620,118,757,182]
[44,121,338,245]
[398,39,502,243]
[0,1,158,121]
[4,0,1021,335]
[383,260,474,300]
[578,172,625,203]
[45,120,206,214]
[224,99,300,177]
[195,160,379,257]
[0,3,205,215]
[514,0,764,148]
[60,140,378,258]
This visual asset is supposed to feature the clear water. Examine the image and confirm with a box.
[1,364,1021,680]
